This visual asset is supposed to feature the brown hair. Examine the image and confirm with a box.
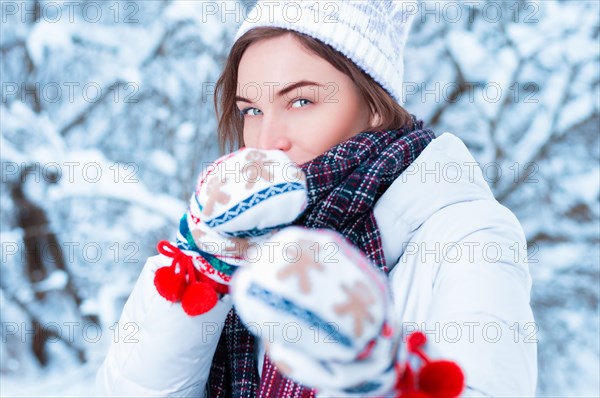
[213,27,412,154]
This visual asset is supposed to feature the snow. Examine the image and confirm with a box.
[48,170,186,222]
[556,92,598,133]
[149,149,178,177]
[164,0,237,48]
[563,32,599,65]
[176,122,197,141]
[197,53,220,82]
[164,73,182,99]
[505,23,545,58]
[510,109,552,165]
[126,206,170,233]
[117,67,143,86]
[13,287,35,304]
[95,277,138,328]
[445,30,489,82]
[560,169,600,205]
[26,21,73,66]
[0,134,28,163]
[534,243,589,275]
[3,102,66,156]
[509,67,570,166]
[35,270,69,292]
[0,363,100,398]
[476,47,519,120]
[537,42,567,70]
[154,106,170,121]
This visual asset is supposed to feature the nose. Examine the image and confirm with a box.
[256,113,292,152]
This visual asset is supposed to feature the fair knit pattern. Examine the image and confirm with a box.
[231,226,400,396]
[176,148,309,284]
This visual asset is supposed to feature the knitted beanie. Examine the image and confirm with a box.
[233,0,418,104]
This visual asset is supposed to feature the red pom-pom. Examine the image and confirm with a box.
[181,282,218,316]
[395,364,432,397]
[407,331,427,353]
[418,360,465,398]
[154,266,186,302]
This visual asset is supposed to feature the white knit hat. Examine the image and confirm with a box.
[233,0,418,104]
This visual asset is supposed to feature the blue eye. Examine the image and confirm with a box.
[291,98,312,108]
[240,108,262,116]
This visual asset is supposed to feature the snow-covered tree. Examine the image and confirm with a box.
[404,1,599,396]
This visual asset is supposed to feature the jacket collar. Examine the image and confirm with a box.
[374,132,495,268]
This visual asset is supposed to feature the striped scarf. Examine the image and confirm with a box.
[208,117,436,397]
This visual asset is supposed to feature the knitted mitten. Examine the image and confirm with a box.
[230,226,400,396]
[154,148,308,316]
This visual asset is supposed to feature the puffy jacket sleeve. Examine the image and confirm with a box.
[424,201,538,397]
[95,253,232,397]
[390,199,537,397]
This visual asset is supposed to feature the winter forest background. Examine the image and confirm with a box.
[1,0,598,396]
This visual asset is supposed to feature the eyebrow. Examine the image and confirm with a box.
[235,80,324,103]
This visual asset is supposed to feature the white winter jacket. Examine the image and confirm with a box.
[95,132,538,397]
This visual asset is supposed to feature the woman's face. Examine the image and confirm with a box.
[236,34,377,165]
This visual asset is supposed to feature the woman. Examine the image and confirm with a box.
[96,1,537,397]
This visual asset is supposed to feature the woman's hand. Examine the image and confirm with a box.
[95,253,234,397]
[230,226,401,396]
[154,148,309,316]
[194,147,308,238]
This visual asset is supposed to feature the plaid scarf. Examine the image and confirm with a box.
[208,117,436,397]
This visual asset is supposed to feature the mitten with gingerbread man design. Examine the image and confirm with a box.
[230,226,401,396]
[154,148,308,316]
